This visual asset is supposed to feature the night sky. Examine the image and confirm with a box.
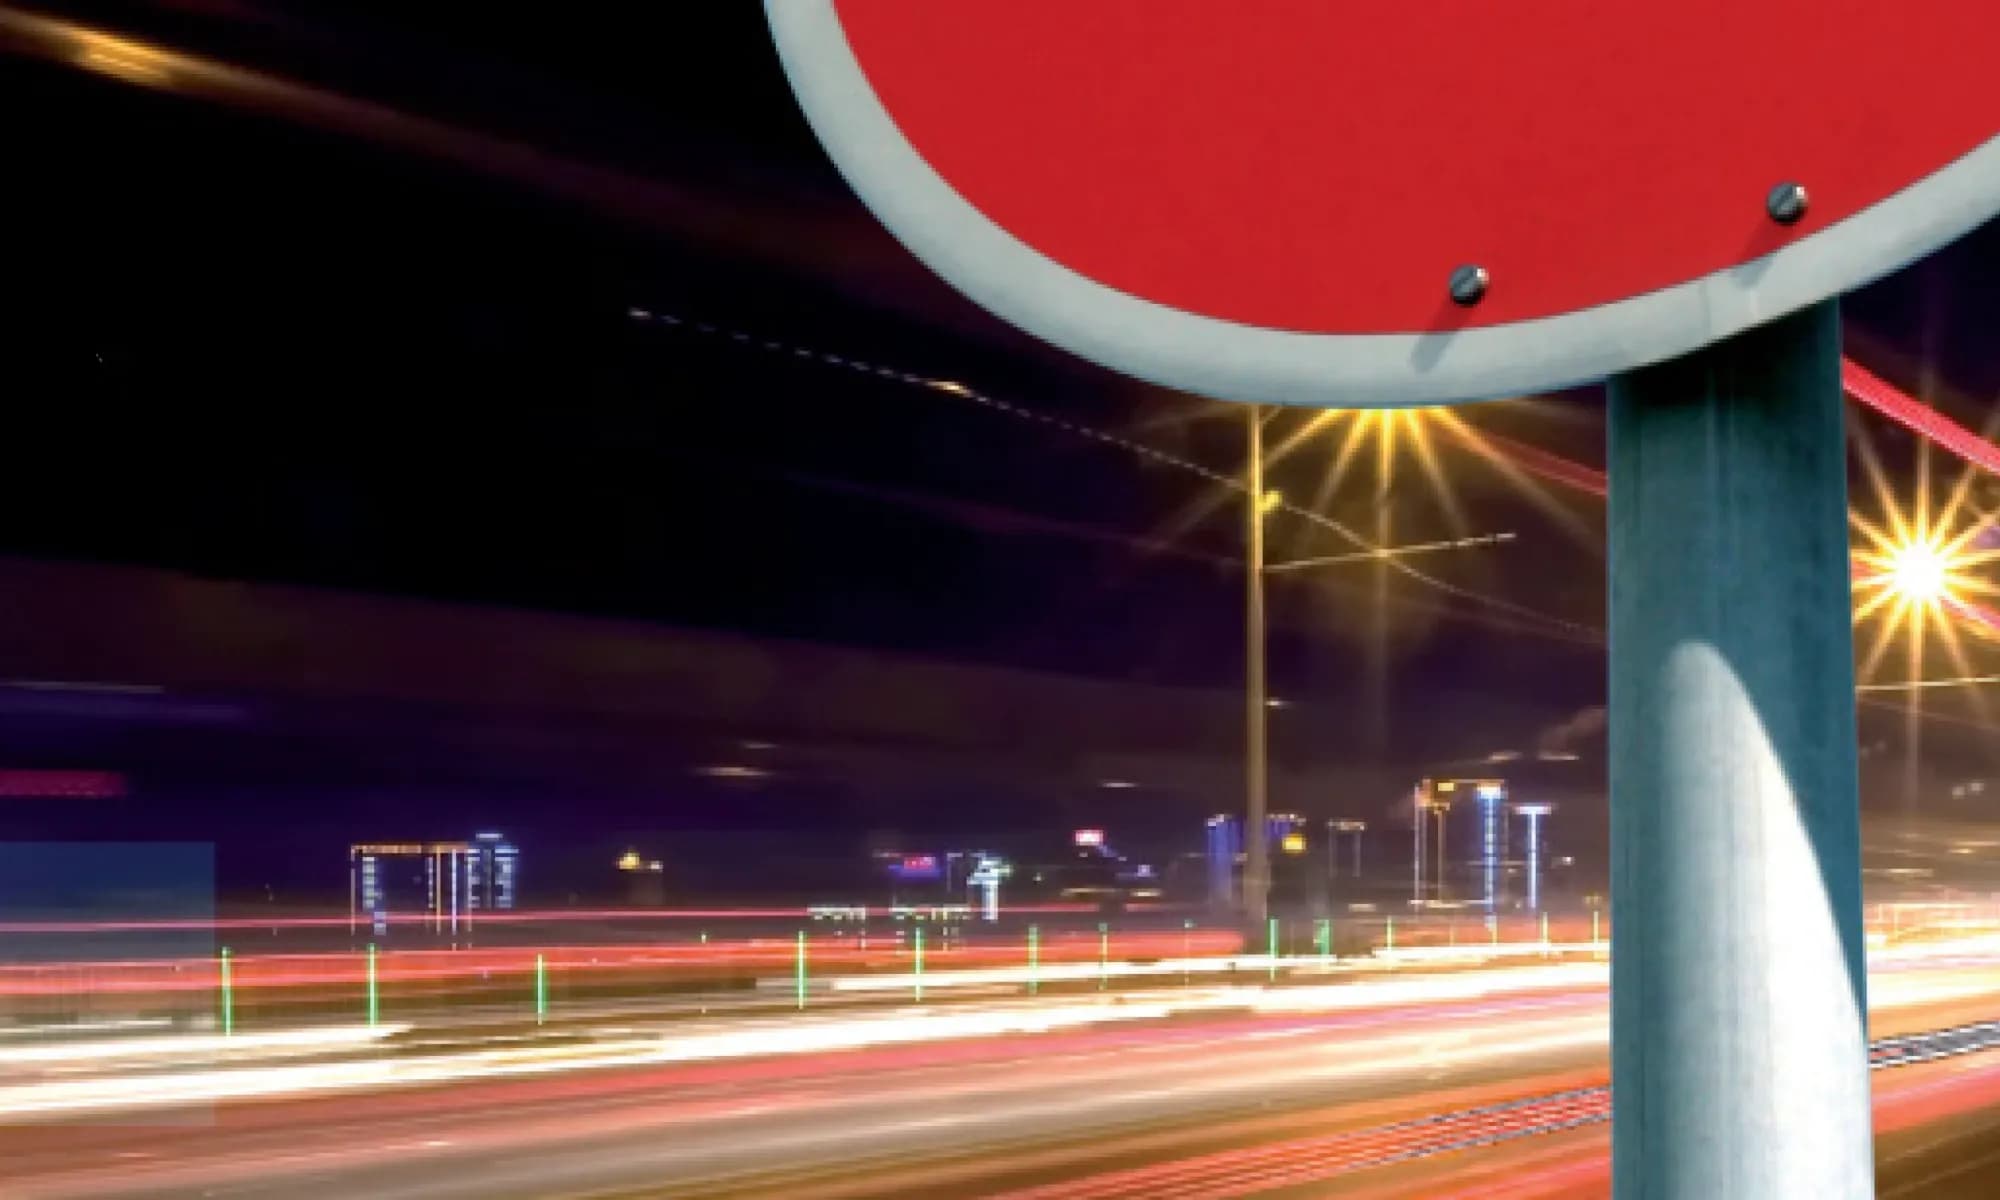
[2,4,1999,896]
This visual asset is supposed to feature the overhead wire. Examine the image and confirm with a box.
[628,307,1598,644]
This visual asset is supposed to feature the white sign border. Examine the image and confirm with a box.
[771,0,2000,407]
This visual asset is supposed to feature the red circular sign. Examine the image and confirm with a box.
[771,1,2000,406]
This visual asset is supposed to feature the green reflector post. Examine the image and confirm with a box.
[914,925,925,1002]
[1386,917,1395,952]
[1267,916,1279,981]
[1317,918,1331,963]
[1028,924,1040,996]
[535,953,547,1025]
[1183,918,1193,987]
[1541,911,1551,954]
[219,947,234,1038]
[1593,909,1602,946]
[366,943,379,1028]
[796,930,808,1011]
[1098,922,1109,991]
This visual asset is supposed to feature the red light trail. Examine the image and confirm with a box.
[1459,357,2000,504]
[1843,357,2000,479]
[0,929,1244,997]
[0,902,1150,935]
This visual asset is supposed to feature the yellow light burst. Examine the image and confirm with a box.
[1885,538,1949,604]
[1261,409,1465,531]
[1851,432,2000,691]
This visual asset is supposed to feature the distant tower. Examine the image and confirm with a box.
[467,832,518,911]
[1413,780,1458,905]
[1513,804,1553,911]
[1205,814,1241,907]
[1474,782,1510,910]
[1327,819,1366,879]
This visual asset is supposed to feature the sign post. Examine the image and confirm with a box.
[1608,303,1869,1194]
[769,4,1999,1193]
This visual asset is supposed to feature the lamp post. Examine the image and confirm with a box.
[1243,414,1508,931]
[1244,405,1271,930]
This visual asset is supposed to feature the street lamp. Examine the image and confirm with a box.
[1242,408,1515,928]
[1243,405,1271,928]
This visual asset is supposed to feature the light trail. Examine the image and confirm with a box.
[1858,672,2000,692]
[629,308,1602,644]
[1454,360,2000,506]
[1444,360,2000,673]
[0,1023,400,1067]
[7,953,2000,1199]
[0,901,1149,934]
[1264,531,1517,573]
[996,1018,2000,1200]
[992,1087,1614,1200]
[1451,427,1606,499]
[0,929,1244,997]
[10,939,2000,1119]
[0,968,1609,1121]
[1844,357,2000,479]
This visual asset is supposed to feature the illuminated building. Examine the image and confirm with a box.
[1412,779,1506,907]
[1326,819,1366,878]
[466,831,518,912]
[1206,813,1307,907]
[1475,782,1510,911]
[876,850,943,905]
[348,832,518,935]
[964,852,1011,921]
[1412,782,1449,906]
[1514,804,1554,911]
[617,847,666,906]
[1205,814,1241,907]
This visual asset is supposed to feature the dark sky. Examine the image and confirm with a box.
[2,4,1998,892]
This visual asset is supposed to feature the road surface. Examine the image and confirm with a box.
[4,957,2000,1197]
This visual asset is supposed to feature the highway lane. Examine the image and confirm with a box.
[2,961,1998,1198]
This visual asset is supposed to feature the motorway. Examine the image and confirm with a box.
[5,949,2000,1197]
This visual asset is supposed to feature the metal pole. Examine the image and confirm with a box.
[1434,802,1447,903]
[1412,789,1424,907]
[1608,301,1869,1198]
[1244,404,1270,930]
[1029,924,1040,995]
[1327,828,1337,897]
[1528,812,1542,911]
[796,931,807,1011]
